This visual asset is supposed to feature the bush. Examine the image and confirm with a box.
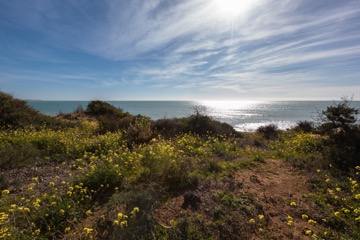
[86,100,125,117]
[257,124,278,140]
[319,97,358,133]
[186,114,236,136]
[86,100,154,138]
[75,159,123,203]
[293,120,315,133]
[0,91,72,130]
[319,97,360,171]
[125,116,154,145]
[154,114,237,137]
[97,114,132,134]
[0,141,40,169]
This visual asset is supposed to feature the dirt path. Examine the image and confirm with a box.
[149,158,323,239]
[236,158,318,239]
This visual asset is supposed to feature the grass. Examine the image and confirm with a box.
[0,91,359,239]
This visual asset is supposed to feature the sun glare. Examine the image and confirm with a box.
[214,0,257,18]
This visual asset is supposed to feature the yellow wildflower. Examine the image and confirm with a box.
[308,219,316,224]
[32,229,40,236]
[2,189,10,195]
[342,208,350,213]
[83,227,93,234]
[23,207,30,212]
[120,220,128,227]
[131,207,140,216]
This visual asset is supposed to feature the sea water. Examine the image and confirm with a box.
[27,100,360,132]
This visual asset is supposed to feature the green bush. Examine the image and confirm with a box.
[153,118,187,137]
[257,124,278,140]
[97,114,132,133]
[86,100,154,138]
[125,116,154,145]
[0,91,73,130]
[293,120,315,133]
[154,114,236,137]
[86,100,125,117]
[319,97,358,133]
[74,159,123,203]
[319,98,360,171]
[0,141,40,169]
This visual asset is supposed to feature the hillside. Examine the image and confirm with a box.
[0,92,359,239]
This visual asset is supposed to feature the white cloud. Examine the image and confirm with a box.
[1,0,360,100]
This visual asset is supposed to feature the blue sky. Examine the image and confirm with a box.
[1,0,360,100]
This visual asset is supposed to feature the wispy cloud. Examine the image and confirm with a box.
[0,0,360,100]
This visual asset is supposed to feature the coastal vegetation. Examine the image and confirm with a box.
[0,91,359,239]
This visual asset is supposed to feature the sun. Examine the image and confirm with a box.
[213,0,257,17]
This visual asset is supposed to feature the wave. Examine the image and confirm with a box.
[234,121,296,132]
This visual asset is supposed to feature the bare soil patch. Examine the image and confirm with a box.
[236,158,322,239]
[153,158,324,239]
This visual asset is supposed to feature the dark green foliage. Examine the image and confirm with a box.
[293,120,315,133]
[319,97,359,133]
[86,100,126,117]
[75,160,123,204]
[186,114,236,136]
[137,153,198,191]
[86,100,130,133]
[0,141,40,169]
[125,116,155,145]
[154,114,237,137]
[319,98,360,171]
[257,124,278,140]
[154,118,187,137]
[0,91,72,129]
[85,101,156,143]
[73,104,85,114]
[102,184,164,240]
[97,114,132,133]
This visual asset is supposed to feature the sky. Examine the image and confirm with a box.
[0,0,360,101]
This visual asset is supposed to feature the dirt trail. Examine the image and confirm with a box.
[236,158,317,239]
[152,158,321,239]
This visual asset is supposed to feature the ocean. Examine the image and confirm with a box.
[27,100,360,132]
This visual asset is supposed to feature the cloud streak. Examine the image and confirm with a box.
[0,0,360,100]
